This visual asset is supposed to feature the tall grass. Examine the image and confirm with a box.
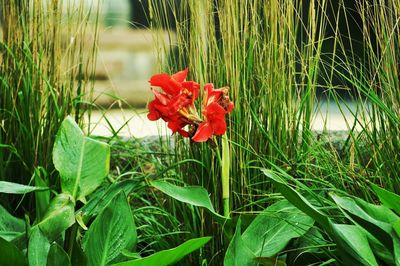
[149,0,331,262]
[0,0,99,212]
[149,0,400,264]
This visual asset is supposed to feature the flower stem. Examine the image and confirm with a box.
[221,133,230,218]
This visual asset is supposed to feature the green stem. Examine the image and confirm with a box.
[221,134,230,218]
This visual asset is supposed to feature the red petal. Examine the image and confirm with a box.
[149,74,181,96]
[172,68,188,82]
[147,112,160,121]
[226,101,234,113]
[177,128,190,137]
[182,81,200,101]
[192,122,213,142]
[151,88,170,105]
[211,118,226,135]
[203,102,226,121]
[149,74,170,87]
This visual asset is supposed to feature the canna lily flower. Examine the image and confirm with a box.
[192,84,234,142]
[147,69,201,137]
[147,69,233,141]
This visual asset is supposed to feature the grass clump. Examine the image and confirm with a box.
[0,0,99,212]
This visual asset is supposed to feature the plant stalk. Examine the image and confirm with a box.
[221,134,230,218]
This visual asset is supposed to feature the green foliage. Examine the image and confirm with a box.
[34,193,75,242]
[0,116,207,265]
[0,181,48,194]
[242,200,314,257]
[47,243,72,266]
[53,116,110,201]
[82,192,137,266]
[224,219,257,266]
[0,237,26,266]
[28,228,51,266]
[79,179,138,223]
[0,205,25,242]
[371,184,400,215]
[113,237,211,266]
[263,169,400,265]
[150,180,227,221]
[0,0,98,204]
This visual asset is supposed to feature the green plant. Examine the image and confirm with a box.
[262,168,400,265]
[147,1,400,262]
[0,117,210,265]
[0,0,99,215]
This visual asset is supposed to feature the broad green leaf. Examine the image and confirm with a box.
[0,205,25,242]
[262,169,380,265]
[82,192,137,266]
[34,167,50,221]
[0,236,26,266]
[365,231,395,265]
[331,193,396,250]
[225,219,257,266]
[331,224,378,266]
[28,228,50,266]
[112,237,211,266]
[262,169,329,229]
[394,236,400,265]
[79,180,138,223]
[0,181,47,194]
[371,184,400,215]
[53,116,110,200]
[34,193,75,242]
[47,242,71,266]
[150,180,227,221]
[394,220,400,238]
[354,197,399,224]
[242,200,314,257]
[286,227,331,265]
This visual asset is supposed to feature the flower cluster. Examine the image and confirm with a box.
[147,69,233,142]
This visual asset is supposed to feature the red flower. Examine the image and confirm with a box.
[192,84,234,142]
[147,69,200,137]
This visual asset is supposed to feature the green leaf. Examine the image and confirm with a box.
[286,227,331,265]
[34,193,75,242]
[225,219,257,266]
[242,200,314,257]
[394,220,400,238]
[394,235,400,265]
[0,181,48,194]
[112,237,211,266]
[262,169,329,229]
[0,236,26,266]
[79,180,138,223]
[331,224,378,266]
[262,169,380,265]
[330,193,396,250]
[0,205,26,242]
[371,183,400,215]
[365,232,395,265]
[47,242,71,266]
[28,228,50,266]
[150,180,227,221]
[53,116,110,200]
[34,167,50,221]
[82,192,137,266]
